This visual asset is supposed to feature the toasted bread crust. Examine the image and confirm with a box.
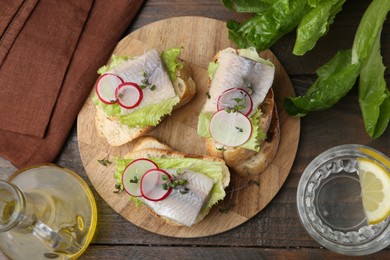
[232,106,280,176]
[173,62,196,109]
[95,107,154,146]
[95,61,196,146]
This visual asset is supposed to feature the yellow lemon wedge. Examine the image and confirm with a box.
[358,158,390,225]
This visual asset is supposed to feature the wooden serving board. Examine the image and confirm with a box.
[77,16,300,238]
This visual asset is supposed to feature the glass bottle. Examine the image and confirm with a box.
[0,164,97,260]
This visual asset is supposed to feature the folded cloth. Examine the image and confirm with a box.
[0,0,144,168]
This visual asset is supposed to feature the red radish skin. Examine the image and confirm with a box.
[209,110,252,147]
[115,82,143,109]
[140,169,173,202]
[217,88,253,116]
[95,73,124,104]
[122,158,158,197]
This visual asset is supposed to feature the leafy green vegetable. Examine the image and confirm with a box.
[161,48,184,82]
[293,0,346,55]
[222,0,271,13]
[284,0,390,138]
[308,0,319,8]
[93,95,180,128]
[238,47,274,66]
[118,96,180,127]
[207,61,219,80]
[358,30,390,138]
[351,0,390,64]
[283,50,360,116]
[226,0,309,51]
[97,55,128,75]
[92,94,121,116]
[241,109,266,151]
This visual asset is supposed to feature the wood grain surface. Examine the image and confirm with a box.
[2,1,389,259]
[77,16,299,237]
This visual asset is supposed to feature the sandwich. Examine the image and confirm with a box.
[113,136,230,227]
[93,48,196,146]
[197,47,280,176]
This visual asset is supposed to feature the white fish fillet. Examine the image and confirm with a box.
[109,49,177,115]
[141,169,214,227]
[203,48,275,115]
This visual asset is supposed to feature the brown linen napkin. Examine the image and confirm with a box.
[0,0,144,168]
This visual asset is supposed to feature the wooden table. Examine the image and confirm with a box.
[1,0,389,258]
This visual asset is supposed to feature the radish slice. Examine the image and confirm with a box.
[115,82,143,109]
[209,110,252,147]
[95,73,124,104]
[217,88,253,116]
[122,158,158,197]
[140,169,172,201]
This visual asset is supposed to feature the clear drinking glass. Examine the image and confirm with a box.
[0,164,97,260]
[297,144,390,256]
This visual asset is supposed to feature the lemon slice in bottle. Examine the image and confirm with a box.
[358,158,390,225]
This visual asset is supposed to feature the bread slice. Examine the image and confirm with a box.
[95,62,196,146]
[203,48,280,177]
[123,136,230,226]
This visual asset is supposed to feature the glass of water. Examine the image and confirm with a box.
[297,144,390,256]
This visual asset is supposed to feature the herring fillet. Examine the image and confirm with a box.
[203,48,275,115]
[109,49,177,115]
[141,169,214,227]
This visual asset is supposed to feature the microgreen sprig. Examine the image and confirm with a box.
[140,70,157,91]
[130,175,139,184]
[98,155,112,166]
[162,174,189,194]
[245,82,254,95]
[225,91,248,113]
[113,183,122,193]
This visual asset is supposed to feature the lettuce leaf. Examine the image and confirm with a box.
[241,109,265,151]
[285,0,390,138]
[226,0,309,51]
[351,0,390,64]
[93,95,180,128]
[284,50,360,116]
[114,157,227,214]
[197,109,265,152]
[97,55,128,75]
[92,94,121,116]
[207,61,219,80]
[118,96,180,127]
[359,29,390,138]
[238,47,274,66]
[293,0,346,56]
[206,47,274,81]
[161,48,184,82]
[222,0,271,13]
